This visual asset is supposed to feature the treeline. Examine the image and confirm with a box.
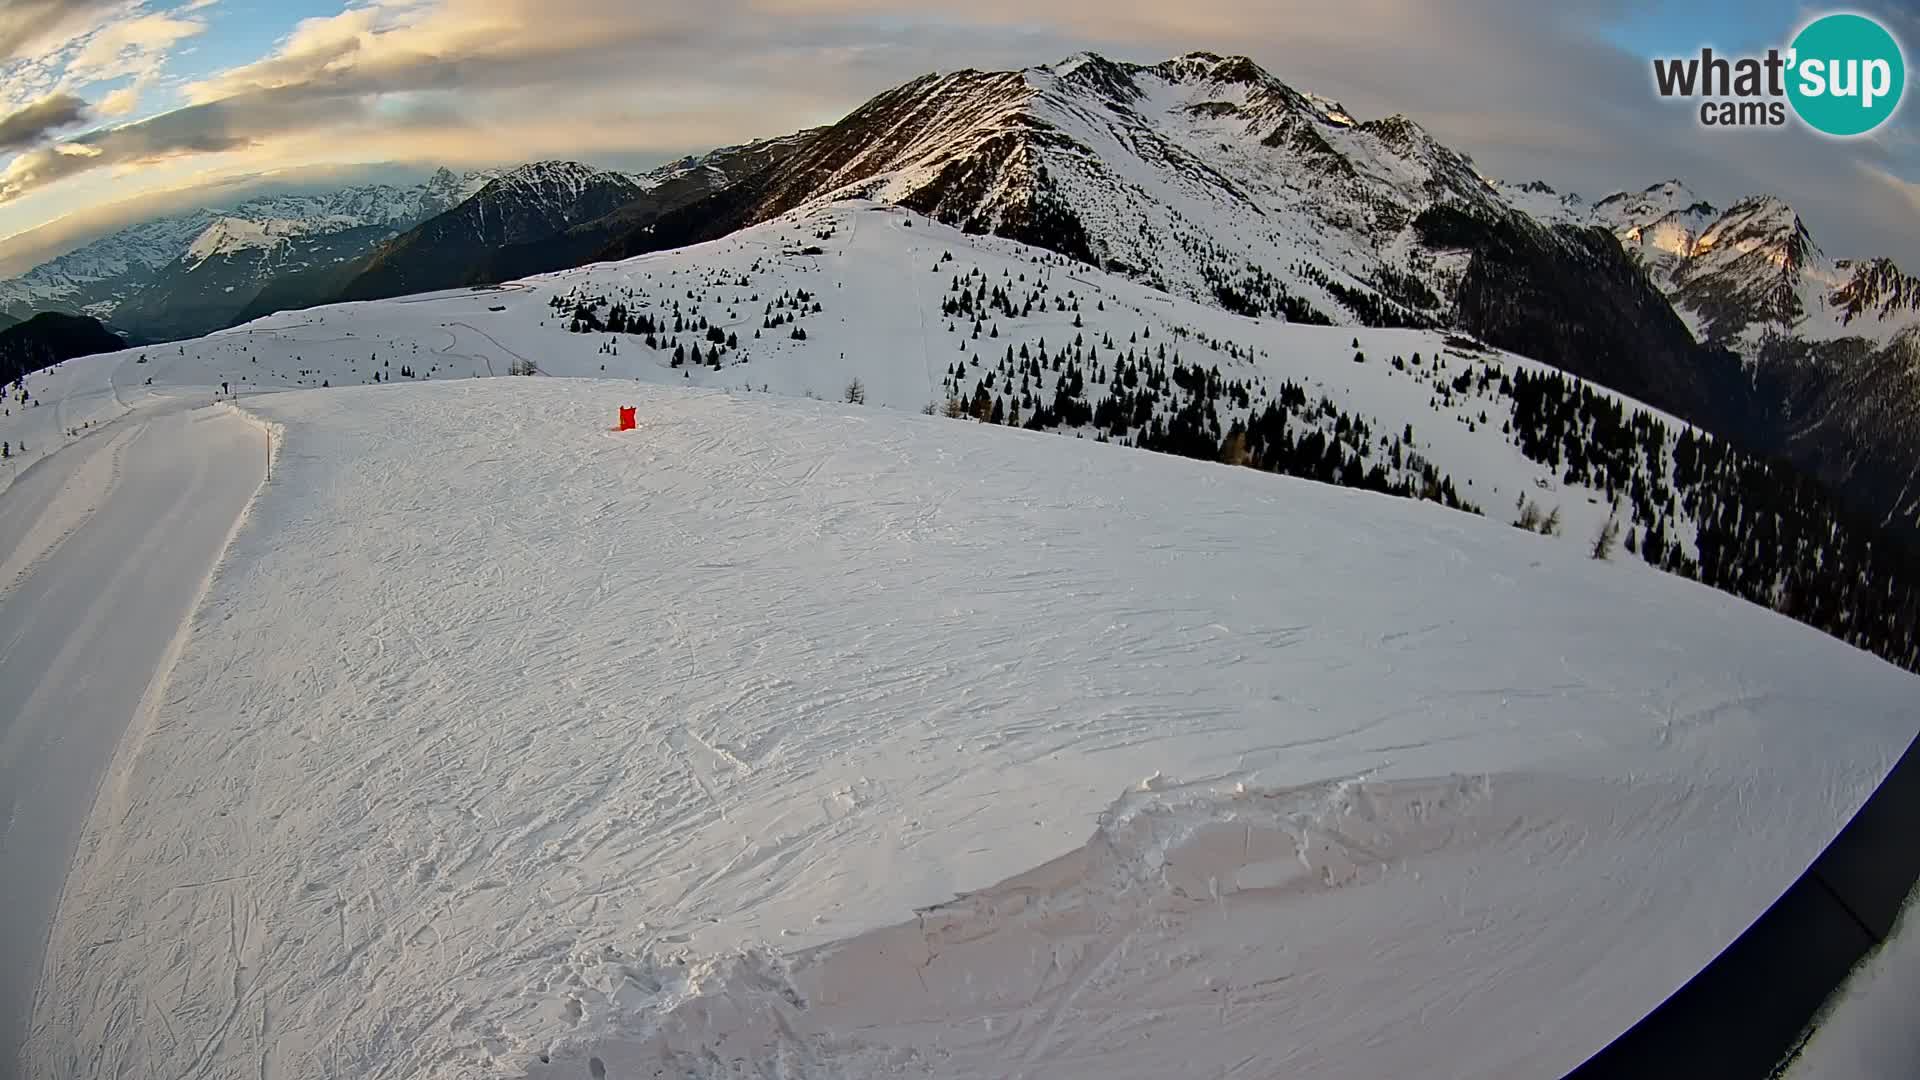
[1505,368,1920,672]
[938,320,1479,517]
[552,282,824,367]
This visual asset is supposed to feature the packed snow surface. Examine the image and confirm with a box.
[0,399,266,1068]
[18,376,1916,1079]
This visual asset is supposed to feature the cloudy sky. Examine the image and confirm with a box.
[0,0,1915,274]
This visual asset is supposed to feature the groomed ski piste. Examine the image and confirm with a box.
[2,203,1916,1079]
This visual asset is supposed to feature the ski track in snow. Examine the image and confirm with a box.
[0,403,266,1074]
[12,377,1914,1080]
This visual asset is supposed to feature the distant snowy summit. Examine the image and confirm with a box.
[0,168,502,333]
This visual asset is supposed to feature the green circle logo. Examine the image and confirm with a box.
[1787,13,1905,136]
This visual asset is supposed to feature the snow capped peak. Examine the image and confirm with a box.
[1589,178,1696,212]
[1033,50,1144,103]
[501,159,608,183]
[422,165,494,209]
[1716,193,1800,229]
[612,50,1526,329]
[1549,180,1920,349]
[1492,179,1589,226]
[1694,194,1818,273]
[466,161,641,215]
[1578,179,1724,288]
[1832,257,1920,325]
[183,217,296,267]
[1159,51,1273,86]
[1357,112,1436,150]
[490,160,606,190]
[1045,51,1104,78]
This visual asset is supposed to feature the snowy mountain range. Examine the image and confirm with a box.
[0,168,498,332]
[3,50,1917,537]
[1509,177,1920,350]
[6,47,1920,1080]
[605,51,1507,331]
[0,135,825,344]
[335,133,818,303]
[586,51,1920,540]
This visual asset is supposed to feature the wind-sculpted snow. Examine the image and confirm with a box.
[23,377,1916,1079]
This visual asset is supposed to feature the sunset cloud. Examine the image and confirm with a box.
[63,9,208,84]
[0,0,124,64]
[0,93,89,151]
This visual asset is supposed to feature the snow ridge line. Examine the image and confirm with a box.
[218,400,285,483]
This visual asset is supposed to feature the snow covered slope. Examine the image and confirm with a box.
[1490,178,1588,225]
[102,200,1712,562]
[15,200,1913,675]
[0,400,266,1070]
[20,373,1916,1080]
[606,52,1528,330]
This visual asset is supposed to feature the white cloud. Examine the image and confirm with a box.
[66,12,208,83]
[95,82,145,116]
[0,0,125,65]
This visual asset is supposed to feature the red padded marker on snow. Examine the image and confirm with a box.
[615,406,636,431]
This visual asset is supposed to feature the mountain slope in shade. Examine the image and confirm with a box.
[1413,202,1755,445]
[0,312,123,386]
[335,134,820,304]
[1491,179,1920,540]
[108,222,404,343]
[336,162,648,301]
